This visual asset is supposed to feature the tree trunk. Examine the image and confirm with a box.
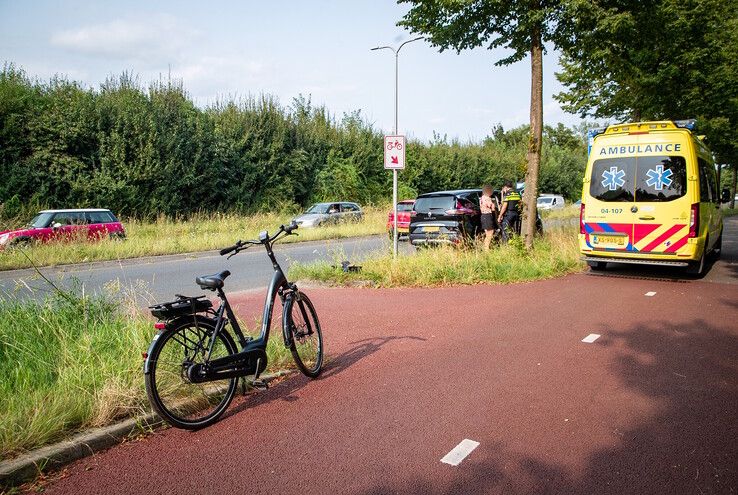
[522,24,543,250]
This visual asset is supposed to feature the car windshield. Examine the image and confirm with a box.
[537,197,553,204]
[27,212,54,228]
[396,203,414,212]
[305,204,329,214]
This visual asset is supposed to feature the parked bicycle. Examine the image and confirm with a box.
[143,221,323,429]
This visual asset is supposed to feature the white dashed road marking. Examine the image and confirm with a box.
[645,291,657,297]
[441,439,480,466]
[581,334,601,343]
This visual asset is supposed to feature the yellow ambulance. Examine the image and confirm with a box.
[579,120,723,275]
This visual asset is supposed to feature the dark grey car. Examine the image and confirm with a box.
[293,202,363,228]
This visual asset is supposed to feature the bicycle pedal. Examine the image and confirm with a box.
[252,379,268,391]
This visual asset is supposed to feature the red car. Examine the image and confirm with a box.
[0,209,126,249]
[386,199,415,240]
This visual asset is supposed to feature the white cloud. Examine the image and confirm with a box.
[50,15,197,64]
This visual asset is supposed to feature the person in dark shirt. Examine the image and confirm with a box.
[497,181,521,242]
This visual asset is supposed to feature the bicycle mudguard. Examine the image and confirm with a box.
[142,315,218,375]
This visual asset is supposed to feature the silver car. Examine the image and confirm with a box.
[293,202,363,228]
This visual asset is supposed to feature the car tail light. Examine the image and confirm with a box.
[445,199,474,216]
[688,203,699,238]
[579,203,586,234]
[154,322,166,330]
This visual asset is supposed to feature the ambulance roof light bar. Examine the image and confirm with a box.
[674,119,697,131]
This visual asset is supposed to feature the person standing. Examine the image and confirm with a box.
[498,181,521,242]
[480,184,497,250]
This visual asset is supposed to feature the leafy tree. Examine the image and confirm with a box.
[556,0,738,197]
[0,64,588,225]
[398,0,568,249]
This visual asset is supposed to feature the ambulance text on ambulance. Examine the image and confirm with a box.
[598,143,682,156]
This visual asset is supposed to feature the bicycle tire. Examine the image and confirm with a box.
[283,292,323,377]
[145,317,238,429]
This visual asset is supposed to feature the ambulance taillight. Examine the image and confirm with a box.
[688,203,699,238]
[579,203,586,234]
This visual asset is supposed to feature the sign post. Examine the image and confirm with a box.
[384,135,405,257]
[371,37,422,259]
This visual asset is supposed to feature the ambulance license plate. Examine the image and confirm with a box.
[592,234,627,248]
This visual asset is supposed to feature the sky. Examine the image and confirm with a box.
[0,0,582,142]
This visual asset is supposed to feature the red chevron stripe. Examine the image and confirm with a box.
[665,235,688,253]
[633,223,661,244]
[641,224,686,253]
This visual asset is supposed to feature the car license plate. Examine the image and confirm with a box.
[592,234,627,248]
[423,226,440,232]
[398,227,409,233]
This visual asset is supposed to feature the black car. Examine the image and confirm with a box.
[409,188,543,246]
[409,189,483,246]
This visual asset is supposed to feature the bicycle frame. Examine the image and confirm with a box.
[175,230,297,382]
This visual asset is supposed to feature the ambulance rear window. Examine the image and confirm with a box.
[634,156,687,202]
[590,156,687,202]
[590,158,636,202]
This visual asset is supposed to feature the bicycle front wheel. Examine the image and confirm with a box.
[145,318,238,429]
[283,292,323,377]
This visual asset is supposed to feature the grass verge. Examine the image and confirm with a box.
[0,207,387,271]
[538,205,580,221]
[290,225,584,287]
[0,286,294,459]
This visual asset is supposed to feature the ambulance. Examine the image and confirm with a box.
[579,120,723,275]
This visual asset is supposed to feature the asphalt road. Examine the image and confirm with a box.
[28,268,737,494]
[20,218,738,494]
[0,235,410,304]
[0,217,571,304]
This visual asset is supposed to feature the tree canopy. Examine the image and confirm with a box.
[398,0,571,248]
[556,0,738,164]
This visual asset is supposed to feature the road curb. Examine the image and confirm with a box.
[0,370,292,489]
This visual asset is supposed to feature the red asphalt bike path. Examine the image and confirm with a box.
[28,273,737,494]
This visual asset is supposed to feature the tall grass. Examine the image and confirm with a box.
[0,286,296,459]
[289,226,584,287]
[538,205,580,220]
[0,207,388,271]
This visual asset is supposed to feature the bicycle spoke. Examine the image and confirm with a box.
[147,322,237,428]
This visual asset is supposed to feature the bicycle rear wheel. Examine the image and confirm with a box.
[283,292,323,377]
[145,317,237,429]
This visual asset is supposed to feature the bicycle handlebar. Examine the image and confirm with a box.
[219,222,299,257]
[219,241,244,256]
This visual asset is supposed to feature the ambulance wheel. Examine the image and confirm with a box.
[686,241,707,277]
[710,232,722,261]
[587,260,607,271]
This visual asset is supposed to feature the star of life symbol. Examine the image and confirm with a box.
[601,166,626,191]
[645,165,673,190]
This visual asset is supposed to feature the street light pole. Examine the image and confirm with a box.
[371,36,423,258]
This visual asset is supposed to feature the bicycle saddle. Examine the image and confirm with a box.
[195,270,231,290]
